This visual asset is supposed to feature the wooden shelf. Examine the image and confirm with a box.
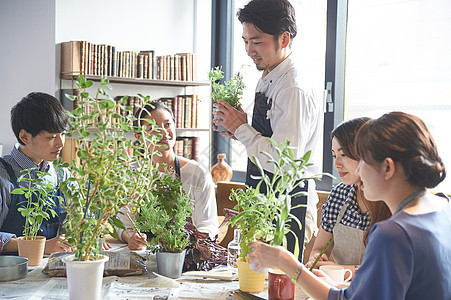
[176,128,209,132]
[61,74,210,87]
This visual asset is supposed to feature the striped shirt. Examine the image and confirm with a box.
[321,182,371,233]
[0,144,71,251]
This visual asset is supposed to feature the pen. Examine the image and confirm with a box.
[125,207,145,239]
[309,237,333,271]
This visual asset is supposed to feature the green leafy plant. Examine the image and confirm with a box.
[55,75,160,261]
[136,171,193,253]
[11,168,58,239]
[209,66,245,109]
[230,138,324,260]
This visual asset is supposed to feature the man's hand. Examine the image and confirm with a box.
[212,100,248,135]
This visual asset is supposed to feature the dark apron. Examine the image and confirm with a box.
[245,92,307,262]
[0,158,65,240]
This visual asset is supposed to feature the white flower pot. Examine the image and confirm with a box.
[63,254,109,300]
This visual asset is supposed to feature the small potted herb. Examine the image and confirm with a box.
[135,171,193,279]
[11,168,59,266]
[209,66,245,132]
[229,138,323,292]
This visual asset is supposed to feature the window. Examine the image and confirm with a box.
[230,0,328,172]
[344,0,451,192]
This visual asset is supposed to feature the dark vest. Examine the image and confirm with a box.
[245,91,307,262]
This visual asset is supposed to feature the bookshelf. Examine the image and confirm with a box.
[61,74,210,87]
[59,41,212,169]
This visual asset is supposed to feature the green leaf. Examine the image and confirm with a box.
[99,100,115,109]
[109,216,125,230]
[72,107,84,116]
[11,188,25,195]
[65,94,77,101]
[85,80,93,88]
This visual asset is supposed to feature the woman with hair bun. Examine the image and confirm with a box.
[247,111,451,300]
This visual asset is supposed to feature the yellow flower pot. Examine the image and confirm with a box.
[237,257,266,293]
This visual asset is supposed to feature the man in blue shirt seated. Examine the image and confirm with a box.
[0,92,72,255]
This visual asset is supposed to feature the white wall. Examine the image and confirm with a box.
[0,0,212,166]
[0,0,56,155]
[56,0,212,169]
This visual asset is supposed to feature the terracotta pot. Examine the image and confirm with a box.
[17,236,46,266]
[63,254,109,300]
[237,257,266,293]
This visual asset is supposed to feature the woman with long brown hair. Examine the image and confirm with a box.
[306,117,391,276]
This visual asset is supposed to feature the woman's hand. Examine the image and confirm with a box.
[305,252,329,269]
[102,241,112,250]
[247,241,282,270]
[123,231,147,251]
[311,269,351,289]
[44,234,72,254]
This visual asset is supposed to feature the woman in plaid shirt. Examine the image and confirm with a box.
[305,118,391,277]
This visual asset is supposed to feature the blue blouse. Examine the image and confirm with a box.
[328,198,451,300]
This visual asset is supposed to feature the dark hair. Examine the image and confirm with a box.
[355,111,446,188]
[11,92,68,145]
[237,0,297,43]
[331,117,391,245]
[133,101,174,128]
[331,117,370,161]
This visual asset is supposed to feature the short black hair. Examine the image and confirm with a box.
[11,92,68,145]
[237,0,297,42]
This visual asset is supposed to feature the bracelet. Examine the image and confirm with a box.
[291,264,303,283]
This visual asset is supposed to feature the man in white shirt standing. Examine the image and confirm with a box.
[213,0,323,261]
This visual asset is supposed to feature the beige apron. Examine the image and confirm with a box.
[332,201,366,265]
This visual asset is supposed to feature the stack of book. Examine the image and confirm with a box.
[174,137,200,161]
[61,90,199,130]
[151,95,199,129]
[61,41,197,81]
[156,53,196,81]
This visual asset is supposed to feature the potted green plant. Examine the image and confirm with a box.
[55,75,159,300]
[11,168,59,266]
[229,138,322,292]
[135,170,193,279]
[209,66,245,132]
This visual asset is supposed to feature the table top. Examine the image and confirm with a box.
[0,242,310,299]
